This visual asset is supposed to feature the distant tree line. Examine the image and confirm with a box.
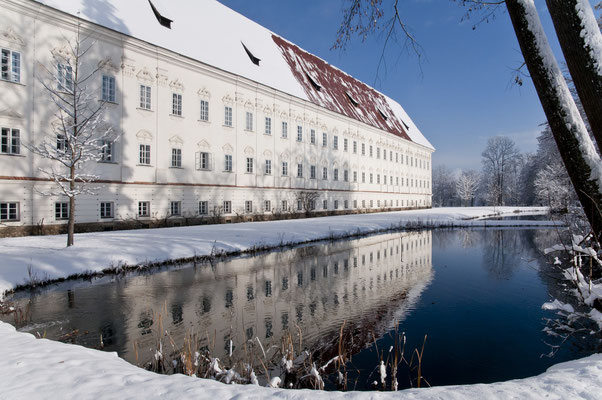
[433,125,577,211]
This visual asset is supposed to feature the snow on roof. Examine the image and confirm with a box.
[35,0,434,150]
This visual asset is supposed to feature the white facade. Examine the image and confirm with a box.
[0,0,434,232]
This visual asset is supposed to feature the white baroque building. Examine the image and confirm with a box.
[0,0,434,235]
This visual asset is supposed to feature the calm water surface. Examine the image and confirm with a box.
[2,228,597,390]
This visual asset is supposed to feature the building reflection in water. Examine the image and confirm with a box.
[12,231,433,367]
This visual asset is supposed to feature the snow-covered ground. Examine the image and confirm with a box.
[0,206,555,297]
[1,321,601,399]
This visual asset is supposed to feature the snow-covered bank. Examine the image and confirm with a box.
[0,321,600,399]
[0,206,554,297]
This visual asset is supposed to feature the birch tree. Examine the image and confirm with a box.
[26,24,115,246]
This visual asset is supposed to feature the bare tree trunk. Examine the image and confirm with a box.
[506,0,602,238]
[546,0,602,154]
[68,166,75,247]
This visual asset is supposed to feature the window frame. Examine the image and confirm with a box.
[139,84,151,110]
[172,93,183,116]
[1,48,20,83]
[139,144,151,165]
[0,202,19,221]
[200,99,209,121]
[100,201,114,219]
[224,106,233,127]
[138,201,150,217]
[171,148,182,168]
[101,75,116,103]
[1,127,20,155]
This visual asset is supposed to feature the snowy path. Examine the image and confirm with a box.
[1,321,601,399]
[0,206,555,296]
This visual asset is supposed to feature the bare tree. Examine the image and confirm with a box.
[456,170,480,206]
[295,191,320,214]
[481,136,519,206]
[25,23,115,246]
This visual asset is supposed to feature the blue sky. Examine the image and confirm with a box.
[219,0,599,172]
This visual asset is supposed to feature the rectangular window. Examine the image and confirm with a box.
[334,200,339,209]
[0,202,19,221]
[370,173,373,184]
[1,128,20,155]
[310,165,316,179]
[297,163,303,178]
[323,199,328,210]
[322,132,327,147]
[390,151,393,161]
[297,200,302,211]
[223,201,232,214]
[282,121,288,138]
[265,117,271,135]
[245,200,253,214]
[334,168,339,181]
[224,154,232,172]
[246,157,254,173]
[344,138,348,152]
[353,141,357,154]
[200,100,209,121]
[265,159,272,175]
[353,171,357,182]
[224,106,233,126]
[369,145,373,157]
[57,63,73,92]
[361,143,365,155]
[322,167,328,180]
[138,201,150,217]
[297,126,303,142]
[171,148,182,168]
[377,147,380,159]
[1,49,20,83]
[333,136,338,150]
[353,199,357,208]
[362,172,365,183]
[100,202,113,219]
[264,200,271,212]
[102,75,116,102]
[198,201,208,215]
[57,134,67,153]
[246,111,253,131]
[344,170,349,182]
[195,152,212,170]
[99,139,112,162]
[139,144,151,165]
[310,129,316,144]
[377,175,380,184]
[172,93,182,116]
[344,200,348,209]
[282,161,288,176]
[282,200,288,211]
[139,85,151,109]
[55,202,69,220]
[170,201,181,216]
[396,153,399,163]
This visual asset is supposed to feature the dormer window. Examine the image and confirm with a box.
[345,91,358,107]
[400,119,410,130]
[241,42,260,66]
[148,0,173,29]
[377,107,388,121]
[304,70,321,91]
